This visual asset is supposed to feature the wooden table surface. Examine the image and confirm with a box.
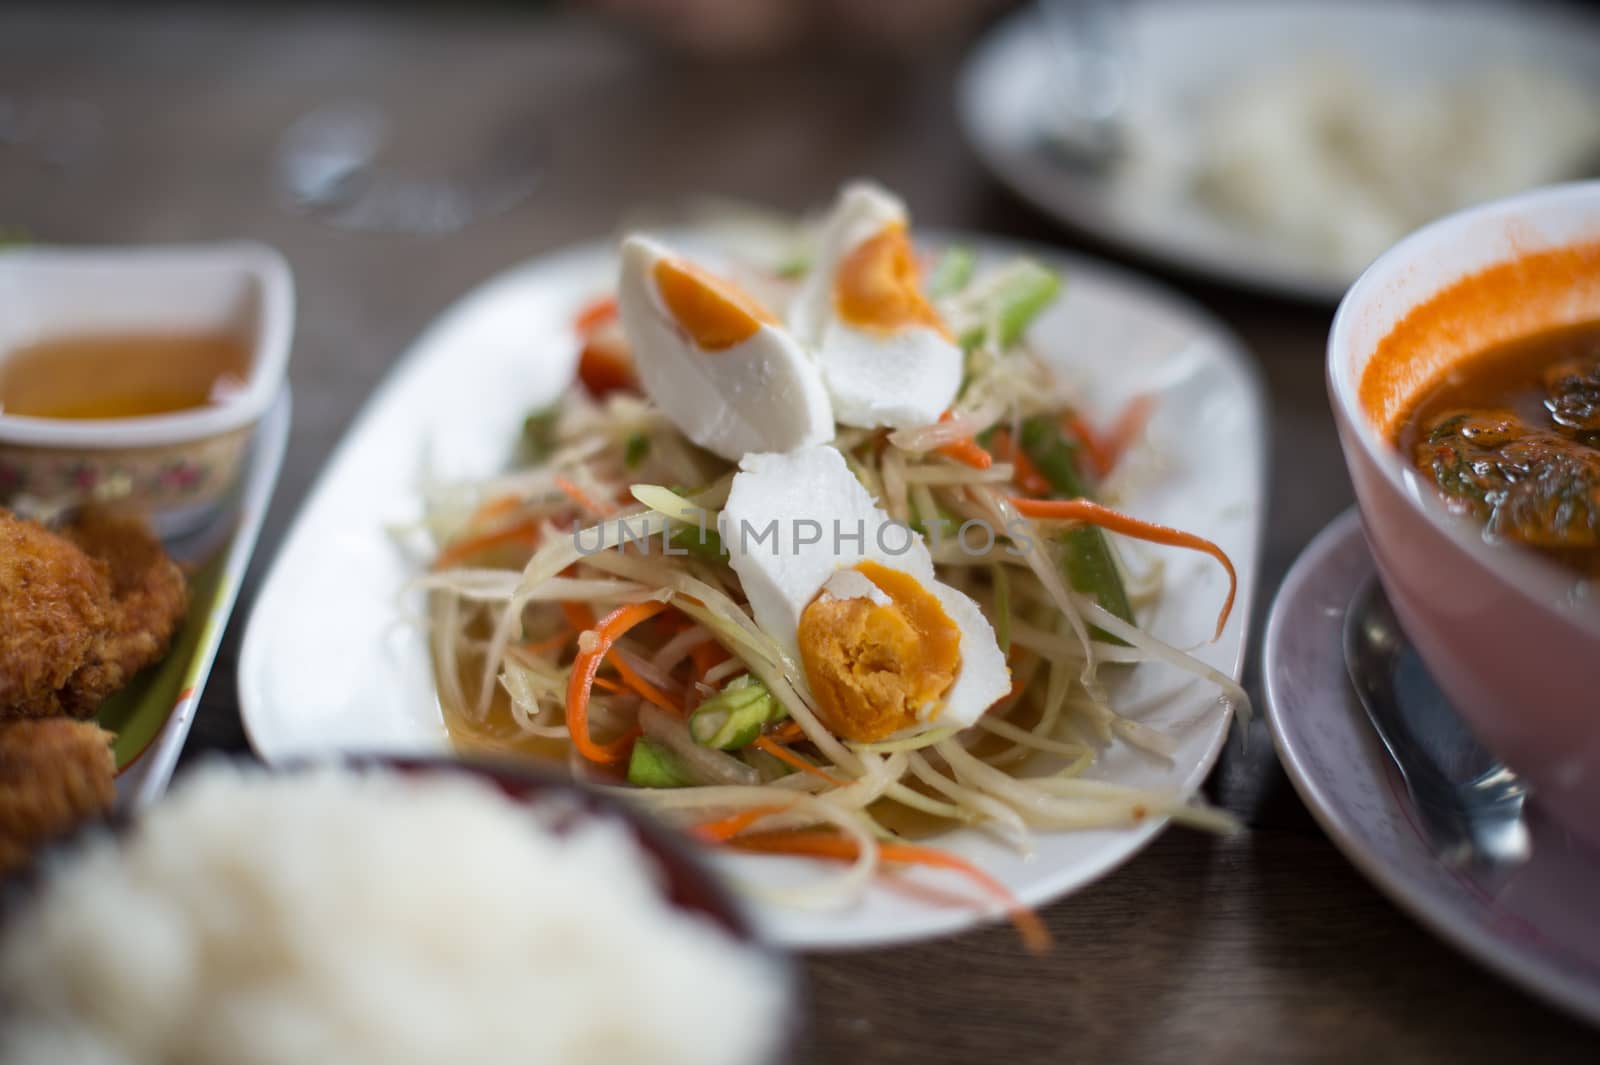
[3,6,1594,1062]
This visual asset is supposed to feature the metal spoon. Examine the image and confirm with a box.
[1342,576,1531,869]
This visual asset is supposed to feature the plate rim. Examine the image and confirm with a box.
[119,384,293,808]
[1262,507,1600,1027]
[236,239,620,762]
[239,229,1267,948]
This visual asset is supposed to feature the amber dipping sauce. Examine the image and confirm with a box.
[0,333,251,420]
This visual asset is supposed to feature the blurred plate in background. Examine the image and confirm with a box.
[960,0,1600,302]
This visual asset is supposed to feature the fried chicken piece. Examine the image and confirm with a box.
[0,507,188,720]
[0,718,117,874]
[57,509,189,718]
[0,510,112,719]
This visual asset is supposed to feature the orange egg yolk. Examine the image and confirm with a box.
[653,257,775,352]
[796,560,963,743]
[833,224,952,339]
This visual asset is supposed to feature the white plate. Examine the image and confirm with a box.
[959,0,1600,303]
[238,233,1264,949]
[116,387,292,808]
[1262,509,1600,1027]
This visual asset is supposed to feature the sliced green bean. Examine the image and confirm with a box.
[1018,416,1134,641]
[928,245,977,298]
[518,407,561,464]
[960,262,1063,350]
[627,738,695,788]
[667,523,727,558]
[623,433,651,468]
[689,675,786,749]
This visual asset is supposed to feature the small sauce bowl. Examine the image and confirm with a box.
[0,243,293,537]
[1328,181,1600,846]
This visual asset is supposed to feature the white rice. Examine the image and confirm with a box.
[0,763,786,1065]
[1122,55,1600,275]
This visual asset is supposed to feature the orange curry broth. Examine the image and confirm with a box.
[1363,238,1600,573]
[1360,239,1600,439]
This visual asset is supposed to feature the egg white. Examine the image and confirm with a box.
[819,568,890,607]
[617,235,835,463]
[808,322,963,430]
[719,444,1009,732]
[789,182,964,431]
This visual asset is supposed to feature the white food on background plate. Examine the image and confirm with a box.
[1121,56,1600,276]
[617,234,834,462]
[788,182,964,430]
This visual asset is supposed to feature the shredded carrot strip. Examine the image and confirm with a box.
[1104,394,1155,472]
[1062,412,1114,480]
[934,411,993,469]
[554,474,616,517]
[1064,395,1154,479]
[767,720,804,744]
[560,601,597,632]
[877,869,1006,912]
[431,519,542,571]
[937,437,993,469]
[466,493,522,527]
[876,841,1050,954]
[725,830,1050,953]
[1010,446,1049,496]
[693,803,793,844]
[591,676,628,696]
[574,295,618,335]
[609,652,683,717]
[988,428,1050,496]
[750,736,846,787]
[518,631,573,657]
[1010,497,1237,640]
[565,601,668,763]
